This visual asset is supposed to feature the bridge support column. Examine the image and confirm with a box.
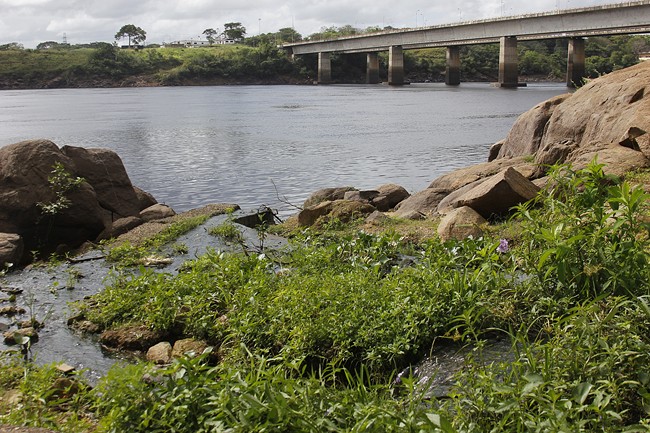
[567,38,586,88]
[496,36,519,88]
[366,52,380,84]
[446,46,461,86]
[318,52,331,84]
[388,45,404,85]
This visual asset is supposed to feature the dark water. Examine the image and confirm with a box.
[0,83,568,215]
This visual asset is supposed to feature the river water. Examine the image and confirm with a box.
[0,83,569,216]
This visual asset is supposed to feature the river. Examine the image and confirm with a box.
[0,83,569,216]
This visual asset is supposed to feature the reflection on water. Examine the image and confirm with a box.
[0,83,568,215]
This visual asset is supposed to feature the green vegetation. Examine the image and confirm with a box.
[2,162,648,431]
[104,214,210,266]
[0,34,648,88]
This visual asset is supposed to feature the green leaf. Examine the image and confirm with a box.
[573,382,593,405]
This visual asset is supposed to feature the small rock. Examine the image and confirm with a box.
[56,363,77,374]
[371,184,411,211]
[0,306,25,316]
[437,206,488,242]
[146,341,173,365]
[18,319,42,329]
[365,210,389,225]
[100,324,165,351]
[396,210,425,221]
[3,327,39,345]
[172,338,210,359]
[1,286,23,295]
[50,377,80,400]
[139,203,176,222]
[343,190,380,203]
[0,321,9,332]
[303,186,357,208]
[73,320,101,334]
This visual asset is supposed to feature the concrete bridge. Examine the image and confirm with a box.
[283,1,650,87]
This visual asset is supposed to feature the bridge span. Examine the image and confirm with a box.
[283,1,650,87]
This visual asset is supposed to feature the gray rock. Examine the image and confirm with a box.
[393,188,447,219]
[96,216,144,241]
[303,187,357,208]
[371,184,410,211]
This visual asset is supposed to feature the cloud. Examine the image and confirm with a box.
[0,0,634,48]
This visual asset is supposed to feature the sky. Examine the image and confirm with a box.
[0,0,634,48]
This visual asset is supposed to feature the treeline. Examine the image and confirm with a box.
[0,32,649,88]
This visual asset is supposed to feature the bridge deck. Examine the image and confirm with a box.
[285,1,650,55]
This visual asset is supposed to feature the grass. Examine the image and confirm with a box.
[1,162,649,432]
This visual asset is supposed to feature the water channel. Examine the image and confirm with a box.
[0,83,568,383]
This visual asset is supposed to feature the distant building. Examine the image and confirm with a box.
[639,52,650,61]
[164,35,241,48]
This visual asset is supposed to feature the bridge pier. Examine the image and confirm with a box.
[496,36,520,88]
[367,52,380,84]
[388,46,404,85]
[318,52,331,84]
[446,46,461,86]
[567,38,586,87]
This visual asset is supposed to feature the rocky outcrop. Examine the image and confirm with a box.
[0,139,164,262]
[496,61,650,175]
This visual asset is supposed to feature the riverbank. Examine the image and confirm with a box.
[1,62,650,432]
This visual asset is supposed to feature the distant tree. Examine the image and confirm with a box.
[36,41,68,50]
[0,42,24,51]
[115,24,147,47]
[203,28,218,44]
[224,22,246,40]
[276,27,302,43]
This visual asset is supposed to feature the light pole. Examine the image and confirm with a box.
[416,9,420,27]
[258,18,261,35]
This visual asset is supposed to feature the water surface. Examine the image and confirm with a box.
[0,83,568,215]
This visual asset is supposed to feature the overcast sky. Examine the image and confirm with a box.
[0,0,632,48]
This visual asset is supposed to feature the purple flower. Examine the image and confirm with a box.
[496,239,509,254]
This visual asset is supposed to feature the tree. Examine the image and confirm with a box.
[276,27,302,43]
[115,24,147,47]
[0,42,24,51]
[224,22,246,40]
[203,28,218,44]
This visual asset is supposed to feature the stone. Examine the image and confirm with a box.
[133,185,158,210]
[303,187,357,208]
[96,216,144,241]
[0,140,107,258]
[297,200,375,227]
[99,324,166,351]
[61,145,143,218]
[0,233,23,267]
[437,206,488,242]
[569,145,650,178]
[371,184,411,211]
[0,306,25,316]
[396,210,425,221]
[453,167,541,218]
[56,363,76,374]
[50,377,80,399]
[343,190,380,203]
[365,210,390,225]
[488,140,504,162]
[393,188,448,219]
[428,156,536,192]
[496,94,570,159]
[140,204,176,222]
[72,320,100,334]
[172,338,209,359]
[146,341,173,364]
[3,327,39,344]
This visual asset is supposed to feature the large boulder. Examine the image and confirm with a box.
[371,184,410,211]
[493,61,650,176]
[496,94,570,159]
[0,140,107,257]
[0,140,158,261]
[61,145,144,218]
[451,167,540,218]
[428,156,536,192]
